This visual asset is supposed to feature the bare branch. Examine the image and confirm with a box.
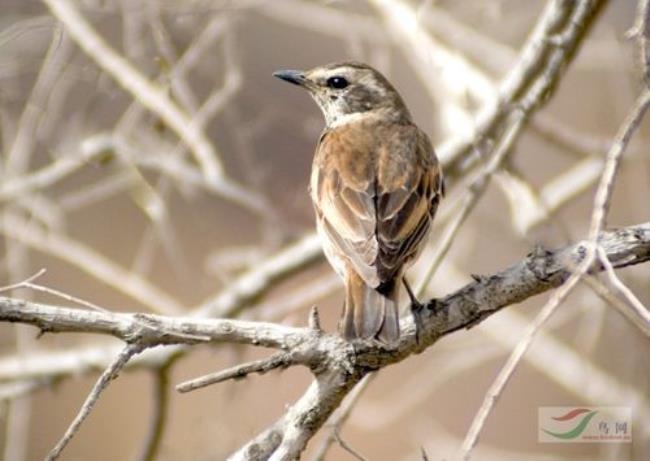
[0,233,325,385]
[0,145,107,201]
[311,373,375,461]
[0,379,50,401]
[1,3,644,458]
[630,0,650,82]
[370,0,495,137]
[0,269,47,294]
[45,343,144,461]
[0,297,305,349]
[196,233,323,317]
[136,366,171,461]
[0,212,185,315]
[458,83,650,461]
[588,90,650,240]
[332,428,367,461]
[596,246,650,335]
[416,115,525,295]
[230,221,650,460]
[0,219,649,458]
[439,0,606,179]
[4,22,71,176]
[41,0,224,183]
[176,351,293,393]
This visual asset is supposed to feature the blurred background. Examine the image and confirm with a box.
[0,0,649,460]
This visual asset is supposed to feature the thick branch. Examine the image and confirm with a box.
[0,234,325,385]
[0,300,307,351]
[231,222,650,459]
[3,224,648,358]
[2,223,648,458]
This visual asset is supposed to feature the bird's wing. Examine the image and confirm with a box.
[311,126,380,286]
[311,122,442,288]
[375,126,442,282]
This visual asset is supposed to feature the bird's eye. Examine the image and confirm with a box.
[326,76,349,89]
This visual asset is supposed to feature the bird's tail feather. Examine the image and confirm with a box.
[340,272,399,343]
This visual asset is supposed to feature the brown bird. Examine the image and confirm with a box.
[274,62,443,343]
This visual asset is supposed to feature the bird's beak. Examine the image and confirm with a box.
[273,69,307,87]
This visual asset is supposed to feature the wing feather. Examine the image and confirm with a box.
[312,121,442,288]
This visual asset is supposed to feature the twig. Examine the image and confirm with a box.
[0,268,46,294]
[136,366,171,461]
[45,343,144,461]
[1,222,647,349]
[588,91,650,239]
[4,21,70,176]
[311,373,375,461]
[176,351,293,393]
[22,281,109,313]
[332,428,367,461]
[196,233,324,317]
[370,0,495,137]
[229,221,650,460]
[581,272,650,338]
[0,297,302,348]
[255,273,340,321]
[439,0,606,178]
[457,258,588,460]
[41,0,224,183]
[59,172,136,211]
[0,233,327,385]
[257,0,385,43]
[0,218,648,459]
[629,0,650,82]
[3,397,31,461]
[477,303,650,417]
[457,87,650,461]
[0,212,184,315]
[416,115,525,295]
[417,3,514,76]
[0,145,108,201]
[499,156,606,235]
[596,246,650,335]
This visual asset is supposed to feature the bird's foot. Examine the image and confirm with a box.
[403,279,425,345]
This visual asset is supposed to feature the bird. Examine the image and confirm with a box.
[273,62,443,343]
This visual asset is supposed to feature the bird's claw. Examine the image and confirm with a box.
[403,279,425,345]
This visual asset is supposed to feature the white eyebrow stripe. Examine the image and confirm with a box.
[310,67,353,81]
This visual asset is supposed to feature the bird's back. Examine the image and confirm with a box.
[311,117,440,288]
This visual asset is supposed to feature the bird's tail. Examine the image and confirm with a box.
[340,271,399,343]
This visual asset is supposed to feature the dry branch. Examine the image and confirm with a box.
[2,222,649,459]
[439,0,606,179]
[231,222,650,460]
[0,0,643,459]
[45,344,144,461]
[41,0,224,182]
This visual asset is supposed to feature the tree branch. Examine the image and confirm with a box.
[229,222,650,460]
[176,351,294,393]
[45,343,144,461]
[136,366,171,461]
[0,299,307,350]
[2,222,649,458]
[41,0,224,183]
[439,0,606,180]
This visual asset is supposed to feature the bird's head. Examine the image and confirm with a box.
[273,62,411,127]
